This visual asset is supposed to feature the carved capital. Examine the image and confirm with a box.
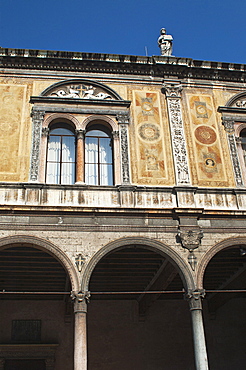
[75,129,86,140]
[71,291,90,313]
[42,127,49,137]
[112,130,120,138]
[31,108,45,121]
[178,228,203,252]
[222,119,235,133]
[162,83,182,98]
[186,289,206,310]
[117,113,130,125]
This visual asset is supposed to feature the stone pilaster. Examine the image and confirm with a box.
[162,83,191,185]
[117,113,131,184]
[29,109,45,182]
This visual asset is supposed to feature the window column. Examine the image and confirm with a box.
[75,129,86,184]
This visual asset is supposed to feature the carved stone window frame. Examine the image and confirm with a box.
[218,91,246,187]
[29,79,131,186]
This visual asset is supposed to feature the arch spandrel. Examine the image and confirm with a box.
[0,235,80,292]
[81,237,195,292]
[197,236,246,288]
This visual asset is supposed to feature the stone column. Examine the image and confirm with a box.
[112,130,121,185]
[187,290,209,370]
[222,118,243,186]
[39,127,49,183]
[29,109,45,182]
[117,113,131,184]
[75,129,86,184]
[73,292,89,370]
[162,83,191,185]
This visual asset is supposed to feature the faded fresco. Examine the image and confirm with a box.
[185,94,233,187]
[130,89,174,185]
[0,83,31,181]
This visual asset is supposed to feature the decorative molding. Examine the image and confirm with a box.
[163,84,190,185]
[29,109,45,182]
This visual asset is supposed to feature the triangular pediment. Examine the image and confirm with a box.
[40,79,123,101]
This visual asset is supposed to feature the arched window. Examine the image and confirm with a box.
[46,124,76,184]
[240,128,246,167]
[85,126,113,185]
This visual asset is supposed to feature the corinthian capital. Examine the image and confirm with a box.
[162,83,182,98]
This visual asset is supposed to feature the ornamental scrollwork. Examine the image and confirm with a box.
[30,109,45,182]
[166,97,190,184]
[120,124,130,184]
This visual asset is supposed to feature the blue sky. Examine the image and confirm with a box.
[1,0,245,64]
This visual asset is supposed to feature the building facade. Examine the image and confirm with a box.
[0,45,246,369]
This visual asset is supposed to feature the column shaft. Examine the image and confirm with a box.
[190,307,209,370]
[74,311,87,370]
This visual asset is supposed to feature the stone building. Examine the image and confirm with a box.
[0,37,246,370]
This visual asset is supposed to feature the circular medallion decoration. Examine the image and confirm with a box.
[141,101,153,112]
[194,126,217,145]
[138,123,160,142]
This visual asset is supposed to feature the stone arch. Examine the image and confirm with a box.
[43,113,79,130]
[0,235,79,292]
[81,236,195,292]
[197,236,246,288]
[81,114,118,131]
[226,91,246,107]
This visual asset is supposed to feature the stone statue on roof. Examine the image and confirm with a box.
[158,28,173,56]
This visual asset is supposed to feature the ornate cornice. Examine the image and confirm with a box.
[2,47,246,82]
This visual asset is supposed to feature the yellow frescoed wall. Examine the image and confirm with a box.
[184,92,235,187]
[0,82,32,182]
[129,89,175,186]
